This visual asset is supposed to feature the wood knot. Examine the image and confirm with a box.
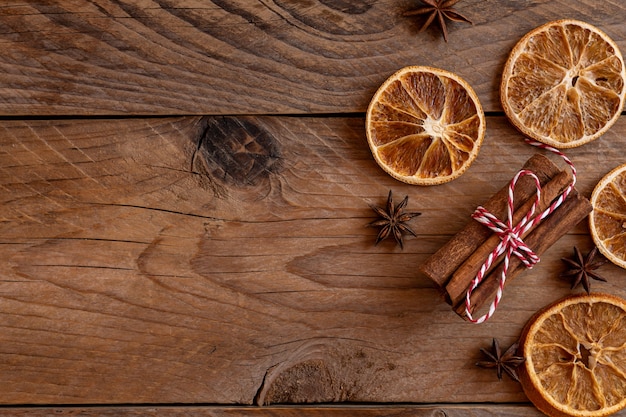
[254,342,398,405]
[193,116,281,187]
[258,359,335,405]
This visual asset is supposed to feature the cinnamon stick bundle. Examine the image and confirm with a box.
[420,154,561,289]
[419,154,591,320]
[456,192,592,319]
[445,169,573,307]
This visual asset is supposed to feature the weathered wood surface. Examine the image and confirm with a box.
[2,0,626,415]
[0,405,551,417]
[1,0,625,115]
[1,115,626,408]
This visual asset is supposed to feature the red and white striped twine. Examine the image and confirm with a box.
[465,139,577,324]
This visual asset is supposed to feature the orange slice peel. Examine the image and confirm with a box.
[366,66,485,185]
[589,163,626,270]
[501,19,626,148]
[519,293,626,417]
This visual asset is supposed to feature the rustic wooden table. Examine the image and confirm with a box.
[1,1,625,416]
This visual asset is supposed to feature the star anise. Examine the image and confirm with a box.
[476,338,525,382]
[403,0,473,42]
[368,190,421,249]
[561,246,607,294]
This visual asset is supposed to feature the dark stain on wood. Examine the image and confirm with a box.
[317,0,375,14]
[273,0,387,36]
[193,116,282,187]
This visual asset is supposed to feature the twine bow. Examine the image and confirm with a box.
[465,140,577,324]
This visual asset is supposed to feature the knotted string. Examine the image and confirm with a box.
[465,139,577,324]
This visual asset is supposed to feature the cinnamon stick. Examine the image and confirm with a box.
[419,154,561,289]
[445,169,573,306]
[455,192,592,319]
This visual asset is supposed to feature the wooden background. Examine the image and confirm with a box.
[1,1,625,416]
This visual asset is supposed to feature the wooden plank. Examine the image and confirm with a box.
[0,405,621,417]
[1,115,626,405]
[1,0,625,116]
[0,404,568,417]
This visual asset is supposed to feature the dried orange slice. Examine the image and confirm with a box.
[589,163,626,269]
[519,293,626,417]
[501,19,626,148]
[365,66,485,185]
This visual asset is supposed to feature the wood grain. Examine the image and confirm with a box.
[0,405,559,417]
[1,0,625,116]
[3,0,626,413]
[1,115,625,405]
